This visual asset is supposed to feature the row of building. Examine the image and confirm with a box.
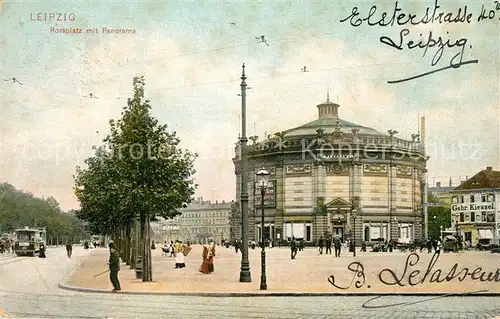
[429,166,500,246]
[150,197,232,244]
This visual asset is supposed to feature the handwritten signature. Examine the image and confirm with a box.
[328,251,500,290]
[340,0,483,84]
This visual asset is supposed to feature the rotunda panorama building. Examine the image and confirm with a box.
[231,97,428,245]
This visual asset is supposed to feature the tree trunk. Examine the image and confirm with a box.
[125,221,131,266]
[130,220,136,269]
[141,213,152,282]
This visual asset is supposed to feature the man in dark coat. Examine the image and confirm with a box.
[108,242,121,292]
[333,235,342,257]
[290,237,298,259]
[65,241,72,258]
[318,236,325,254]
[325,236,332,255]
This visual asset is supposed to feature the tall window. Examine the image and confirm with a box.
[481,211,487,222]
[470,194,475,203]
[471,212,475,222]
[305,224,312,241]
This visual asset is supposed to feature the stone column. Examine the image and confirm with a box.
[317,163,327,237]
[248,167,256,241]
[274,164,285,241]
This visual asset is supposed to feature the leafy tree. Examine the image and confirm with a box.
[427,193,451,240]
[74,76,197,281]
[0,182,86,244]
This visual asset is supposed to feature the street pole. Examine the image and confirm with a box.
[239,63,251,283]
[353,215,356,257]
[260,186,267,290]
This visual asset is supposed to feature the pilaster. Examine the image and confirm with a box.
[274,165,284,240]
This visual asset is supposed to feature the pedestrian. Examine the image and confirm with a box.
[290,237,298,259]
[299,239,305,251]
[169,241,175,257]
[199,239,216,274]
[326,236,332,254]
[65,241,72,259]
[234,239,240,253]
[174,240,185,268]
[108,242,121,292]
[333,235,342,257]
[318,236,324,254]
[39,243,46,258]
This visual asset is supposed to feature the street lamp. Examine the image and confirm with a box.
[440,225,443,239]
[239,63,251,283]
[256,167,270,290]
[352,209,357,257]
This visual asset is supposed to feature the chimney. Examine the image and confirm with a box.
[222,200,225,203]
[215,200,218,204]
[486,166,492,172]
[449,177,452,187]
[436,181,441,187]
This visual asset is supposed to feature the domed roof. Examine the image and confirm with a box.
[284,117,384,137]
[283,98,385,137]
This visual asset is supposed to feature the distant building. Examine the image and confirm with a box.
[451,167,500,246]
[150,215,180,244]
[178,198,233,244]
[427,179,455,206]
[151,198,233,244]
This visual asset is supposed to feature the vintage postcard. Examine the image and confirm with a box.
[0,0,499,318]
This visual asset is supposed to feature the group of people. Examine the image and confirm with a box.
[106,239,218,292]
[317,236,343,257]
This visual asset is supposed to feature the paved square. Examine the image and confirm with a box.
[63,245,500,294]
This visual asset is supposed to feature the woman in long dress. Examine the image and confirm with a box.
[199,240,216,274]
[174,241,185,268]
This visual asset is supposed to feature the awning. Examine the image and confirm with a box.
[478,229,493,239]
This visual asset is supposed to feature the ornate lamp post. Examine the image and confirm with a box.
[351,196,359,257]
[256,167,269,290]
[239,63,251,282]
[352,208,357,257]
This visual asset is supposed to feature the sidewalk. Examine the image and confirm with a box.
[59,245,500,295]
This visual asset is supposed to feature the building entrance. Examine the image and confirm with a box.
[332,224,345,242]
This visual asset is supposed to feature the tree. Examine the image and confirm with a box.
[427,194,451,240]
[0,182,86,244]
[74,76,197,281]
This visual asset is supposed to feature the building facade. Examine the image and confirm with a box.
[428,180,455,206]
[150,216,180,244]
[451,167,500,246]
[231,98,428,245]
[151,198,233,244]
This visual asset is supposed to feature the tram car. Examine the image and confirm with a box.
[14,227,47,256]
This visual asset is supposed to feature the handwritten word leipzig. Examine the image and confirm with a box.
[340,0,499,84]
[328,251,500,290]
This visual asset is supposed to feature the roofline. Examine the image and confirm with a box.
[450,188,500,193]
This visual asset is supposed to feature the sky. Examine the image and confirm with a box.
[0,0,498,211]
